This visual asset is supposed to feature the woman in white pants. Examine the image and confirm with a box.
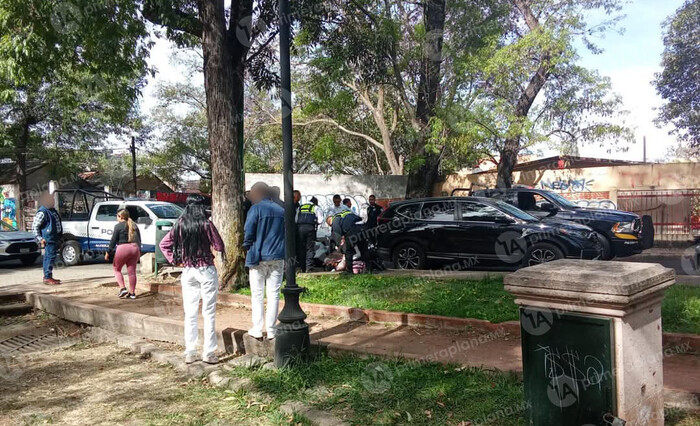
[159,195,225,364]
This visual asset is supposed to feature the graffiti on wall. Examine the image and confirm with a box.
[0,187,17,228]
[540,177,596,193]
[573,199,617,210]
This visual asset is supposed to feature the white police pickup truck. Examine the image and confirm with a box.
[57,190,182,266]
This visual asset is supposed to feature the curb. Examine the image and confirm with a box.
[143,282,700,353]
[143,282,522,335]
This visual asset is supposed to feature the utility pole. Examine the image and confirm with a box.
[643,136,647,163]
[130,135,137,195]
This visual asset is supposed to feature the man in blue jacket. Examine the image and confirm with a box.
[32,192,63,285]
[243,182,285,340]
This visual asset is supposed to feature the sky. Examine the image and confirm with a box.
[135,0,685,163]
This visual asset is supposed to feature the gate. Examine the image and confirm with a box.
[617,189,700,241]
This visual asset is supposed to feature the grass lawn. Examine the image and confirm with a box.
[235,274,700,334]
[222,354,700,426]
[230,354,526,426]
[238,274,519,323]
[662,283,700,335]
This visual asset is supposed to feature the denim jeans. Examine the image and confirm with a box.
[43,242,58,279]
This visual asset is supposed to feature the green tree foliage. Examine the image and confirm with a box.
[0,0,151,226]
[294,0,504,188]
[654,0,699,149]
[467,0,633,187]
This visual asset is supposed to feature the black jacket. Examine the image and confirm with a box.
[108,222,142,252]
[366,204,383,228]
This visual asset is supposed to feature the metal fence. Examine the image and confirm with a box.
[617,189,700,241]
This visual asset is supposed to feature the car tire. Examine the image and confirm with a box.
[523,242,564,267]
[60,240,82,266]
[595,232,614,260]
[20,254,40,266]
[392,242,426,270]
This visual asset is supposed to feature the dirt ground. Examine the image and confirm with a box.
[0,315,287,426]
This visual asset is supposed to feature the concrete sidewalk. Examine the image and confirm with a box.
[23,284,700,403]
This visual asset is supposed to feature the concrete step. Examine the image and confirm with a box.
[0,302,33,317]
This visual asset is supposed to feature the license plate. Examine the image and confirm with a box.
[20,248,30,253]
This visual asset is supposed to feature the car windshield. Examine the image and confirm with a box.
[543,191,579,209]
[147,204,183,219]
[493,201,538,222]
[0,221,18,232]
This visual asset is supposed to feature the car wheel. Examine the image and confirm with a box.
[20,254,40,266]
[392,242,426,270]
[595,232,614,260]
[524,243,564,267]
[60,240,82,266]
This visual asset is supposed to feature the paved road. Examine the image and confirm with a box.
[0,256,114,289]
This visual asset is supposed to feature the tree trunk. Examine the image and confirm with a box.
[495,0,551,189]
[497,137,519,188]
[15,119,30,230]
[199,0,247,289]
[405,0,445,198]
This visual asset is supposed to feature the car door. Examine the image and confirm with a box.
[419,200,458,258]
[90,203,119,252]
[455,201,512,261]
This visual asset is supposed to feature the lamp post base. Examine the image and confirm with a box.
[274,321,310,367]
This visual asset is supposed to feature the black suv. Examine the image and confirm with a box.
[375,197,602,270]
[471,188,650,259]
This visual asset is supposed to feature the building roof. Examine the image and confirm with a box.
[473,155,644,174]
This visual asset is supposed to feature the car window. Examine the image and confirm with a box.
[95,205,119,221]
[493,201,538,222]
[459,202,507,222]
[543,191,579,209]
[126,205,149,221]
[147,204,183,219]
[422,201,455,221]
[395,203,422,220]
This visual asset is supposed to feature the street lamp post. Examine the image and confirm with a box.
[274,0,310,367]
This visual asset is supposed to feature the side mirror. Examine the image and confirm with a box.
[495,216,514,224]
[137,216,153,225]
[540,203,559,217]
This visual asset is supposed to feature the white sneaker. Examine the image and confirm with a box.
[266,333,276,340]
[248,329,263,339]
[185,352,198,364]
[202,354,219,364]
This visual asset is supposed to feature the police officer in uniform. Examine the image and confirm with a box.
[296,196,322,272]
[327,210,372,275]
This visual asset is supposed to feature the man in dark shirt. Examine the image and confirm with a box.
[365,194,383,229]
[328,210,372,275]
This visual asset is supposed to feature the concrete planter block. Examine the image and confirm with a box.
[241,333,273,359]
[60,301,96,325]
[33,294,66,318]
[142,316,184,343]
[140,253,156,275]
[505,259,675,426]
[92,308,148,336]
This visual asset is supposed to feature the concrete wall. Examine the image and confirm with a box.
[245,173,407,215]
[435,162,700,206]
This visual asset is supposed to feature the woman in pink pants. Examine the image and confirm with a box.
[106,209,141,299]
